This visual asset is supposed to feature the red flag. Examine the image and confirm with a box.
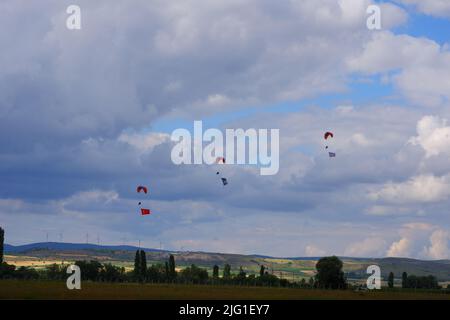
[141,208,151,215]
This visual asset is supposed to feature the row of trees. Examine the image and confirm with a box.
[401,272,439,289]
[132,250,291,286]
[134,250,177,282]
[386,271,440,289]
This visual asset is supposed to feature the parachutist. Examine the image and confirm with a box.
[324,132,334,158]
[215,157,229,185]
[137,185,152,216]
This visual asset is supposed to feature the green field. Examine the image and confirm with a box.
[1,280,449,300]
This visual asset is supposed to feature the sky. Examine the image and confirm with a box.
[1,0,450,259]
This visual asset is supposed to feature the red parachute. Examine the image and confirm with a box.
[324,132,334,140]
[136,186,148,194]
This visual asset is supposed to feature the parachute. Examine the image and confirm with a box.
[215,157,226,164]
[215,157,228,186]
[324,132,336,157]
[136,185,151,215]
[136,186,148,194]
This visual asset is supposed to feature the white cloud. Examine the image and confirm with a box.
[52,189,123,218]
[386,222,433,257]
[118,132,170,153]
[338,0,407,28]
[350,133,373,147]
[347,32,440,74]
[62,190,119,206]
[423,229,450,259]
[386,223,450,259]
[387,237,413,257]
[348,31,450,106]
[397,0,450,18]
[345,237,387,257]
[395,54,450,106]
[409,116,450,158]
[336,105,354,114]
[370,174,450,204]
[305,245,326,256]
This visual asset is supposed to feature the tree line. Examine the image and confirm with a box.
[130,250,292,286]
[387,271,440,290]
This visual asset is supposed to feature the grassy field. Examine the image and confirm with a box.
[1,280,449,300]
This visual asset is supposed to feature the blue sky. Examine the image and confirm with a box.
[1,0,450,259]
[395,11,450,44]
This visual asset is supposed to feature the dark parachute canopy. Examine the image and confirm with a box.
[324,132,334,140]
[137,185,148,194]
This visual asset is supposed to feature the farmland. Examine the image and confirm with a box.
[1,280,449,300]
[5,243,450,284]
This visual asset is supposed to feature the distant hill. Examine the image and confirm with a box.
[4,242,450,281]
[4,242,164,253]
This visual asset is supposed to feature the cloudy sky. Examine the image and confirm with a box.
[1,0,450,259]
